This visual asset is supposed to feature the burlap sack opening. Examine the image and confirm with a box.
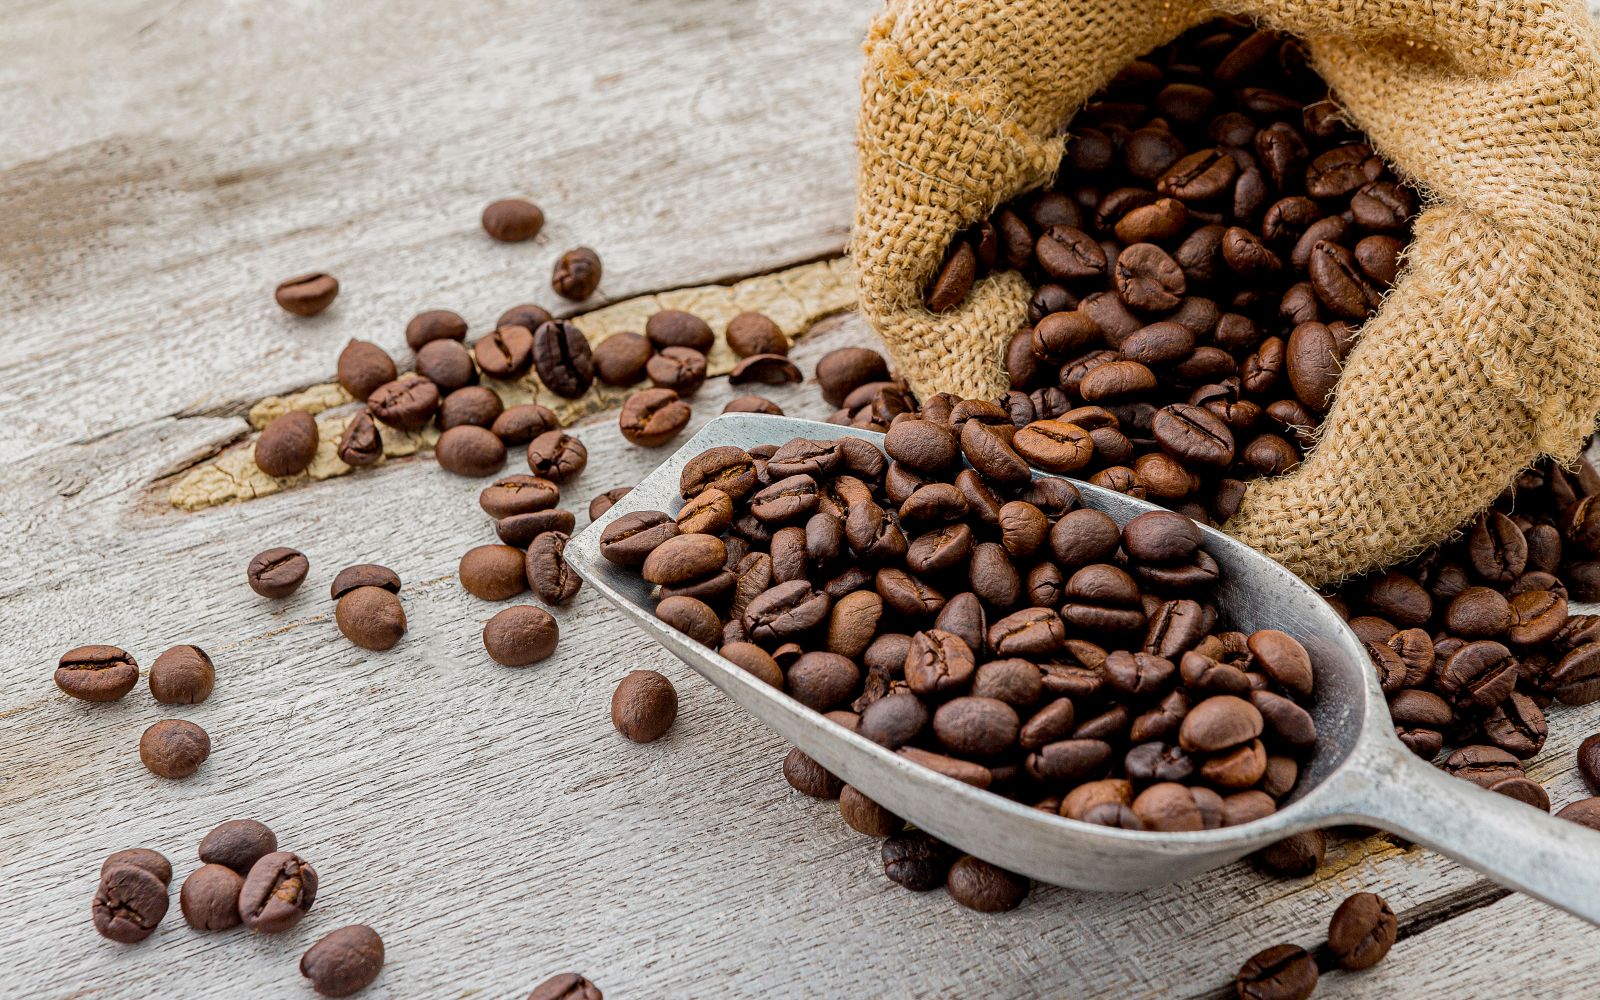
[853,0,1600,586]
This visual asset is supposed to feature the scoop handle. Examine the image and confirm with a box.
[1339,738,1600,926]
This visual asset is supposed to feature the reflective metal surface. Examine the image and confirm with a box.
[567,414,1600,923]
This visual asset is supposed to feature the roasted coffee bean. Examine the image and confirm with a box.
[786,652,860,712]
[1235,943,1318,1000]
[647,345,709,395]
[961,420,1031,485]
[482,198,544,242]
[140,719,210,779]
[101,848,172,885]
[368,378,440,430]
[551,247,602,300]
[1443,745,1524,790]
[301,924,386,997]
[1557,797,1600,832]
[93,864,169,943]
[1254,829,1325,876]
[415,338,477,393]
[881,830,956,892]
[483,605,560,666]
[783,747,843,798]
[337,340,398,401]
[1438,640,1519,708]
[199,819,278,874]
[589,486,632,522]
[473,325,536,380]
[1328,892,1397,971]
[405,309,469,351]
[642,533,727,586]
[532,321,596,398]
[334,587,407,651]
[599,510,679,567]
[1179,695,1261,752]
[815,348,890,407]
[657,595,722,646]
[525,531,582,604]
[592,332,653,386]
[619,387,691,447]
[180,864,244,932]
[1152,403,1234,467]
[255,410,319,478]
[330,563,402,599]
[275,272,338,316]
[945,855,1030,912]
[527,974,603,1000]
[1579,733,1600,793]
[238,851,317,933]
[927,241,977,311]
[55,644,139,702]
[492,404,561,445]
[527,429,588,481]
[726,311,788,357]
[730,353,803,386]
[437,425,507,477]
[682,447,759,500]
[836,785,900,837]
[148,645,215,705]
[611,670,678,742]
[460,544,529,600]
[724,395,784,415]
[644,310,715,352]
[497,509,578,548]
[337,412,384,467]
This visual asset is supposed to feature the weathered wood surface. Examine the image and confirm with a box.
[5,1,1600,997]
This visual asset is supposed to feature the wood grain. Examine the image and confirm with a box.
[5,0,1600,997]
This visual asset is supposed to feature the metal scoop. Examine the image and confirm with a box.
[567,413,1600,924]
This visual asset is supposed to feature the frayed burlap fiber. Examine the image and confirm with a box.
[853,0,1600,586]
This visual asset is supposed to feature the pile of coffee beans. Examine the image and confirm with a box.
[92,821,384,995]
[917,19,1418,527]
[607,432,1324,839]
[1232,890,1397,998]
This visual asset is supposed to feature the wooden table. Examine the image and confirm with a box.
[5,2,1599,995]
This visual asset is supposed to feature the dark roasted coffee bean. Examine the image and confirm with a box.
[729,353,803,386]
[255,410,319,478]
[881,830,956,891]
[681,446,758,500]
[180,864,244,932]
[592,332,653,386]
[725,311,788,357]
[437,425,507,477]
[782,746,843,798]
[497,509,577,548]
[525,532,582,603]
[619,388,691,447]
[1328,892,1397,971]
[330,563,401,599]
[405,309,468,351]
[245,547,311,601]
[238,851,317,933]
[93,864,169,942]
[927,241,977,312]
[532,321,596,398]
[482,197,543,241]
[101,849,172,885]
[148,645,214,705]
[599,510,678,567]
[274,272,338,316]
[1235,943,1318,1000]
[335,587,407,650]
[641,310,713,353]
[140,719,210,779]
[961,420,1031,485]
[301,924,386,997]
[725,395,783,415]
[647,346,709,395]
[1557,797,1600,832]
[527,974,602,1000]
[199,819,278,874]
[527,429,588,482]
[610,670,678,742]
[815,348,890,407]
[337,412,384,467]
[787,652,860,711]
[474,325,536,380]
[415,338,477,393]
[368,378,440,431]
[551,247,601,300]
[336,340,398,401]
[442,384,504,430]
[1579,733,1600,793]
[1254,829,1325,876]
[483,605,560,666]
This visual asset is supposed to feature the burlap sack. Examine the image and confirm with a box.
[853,0,1600,586]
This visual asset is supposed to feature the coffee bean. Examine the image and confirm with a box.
[1327,891,1397,970]
[927,241,977,312]
[681,446,759,500]
[101,848,172,886]
[473,325,536,380]
[611,669,678,742]
[933,697,1020,757]
[645,310,715,352]
[416,338,477,393]
[437,425,507,477]
[330,563,402,599]
[482,198,544,242]
[405,309,468,351]
[551,247,602,300]
[657,595,722,646]
[533,320,596,398]
[647,345,709,395]
[255,410,319,478]
[593,332,653,386]
[946,855,1030,912]
[1579,733,1600,793]
[730,353,803,386]
[1557,797,1600,831]
[438,386,505,430]
[482,605,560,667]
[199,819,278,874]
[337,412,384,466]
[497,304,554,334]
[599,510,679,567]
[725,395,784,415]
[140,719,211,779]
[180,864,244,932]
[336,340,398,401]
[527,429,588,481]
[149,645,215,705]
[335,586,407,650]
[726,312,788,357]
[93,863,169,942]
[783,746,843,798]
[275,273,338,316]
[525,531,582,603]
[1254,830,1325,876]
[460,544,529,600]
[1179,695,1262,752]
[238,851,317,933]
[588,488,630,522]
[301,924,386,997]
[1235,943,1317,1000]
[881,830,956,891]
[528,973,603,1000]
[368,377,440,430]
[481,474,561,519]
[496,509,577,548]
[815,348,890,407]
[55,644,139,702]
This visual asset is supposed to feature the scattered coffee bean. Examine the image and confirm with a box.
[1556,796,1600,831]
[180,864,244,931]
[945,855,1030,912]
[337,412,384,467]
[93,863,169,943]
[527,429,589,481]
[330,563,402,599]
[238,850,317,933]
[815,348,890,407]
[302,924,386,997]
[496,509,577,548]
[610,669,678,743]
[482,198,545,242]
[459,544,529,601]
[56,644,139,702]
[526,531,582,603]
[724,395,783,415]
[483,605,560,667]
[416,338,478,393]
[782,747,843,799]
[275,273,339,317]
[528,973,603,1000]
[437,425,508,477]
[405,309,469,351]
[101,848,172,885]
[367,378,440,431]
[439,385,505,430]
[1235,943,1317,1000]
[149,645,215,705]
[1580,733,1600,793]
[839,785,903,837]
[589,487,632,522]
[199,819,278,874]
[473,325,537,380]
[336,340,398,401]
[335,586,408,650]
[881,830,956,891]
[552,247,602,300]
[645,310,715,353]
[492,404,561,445]
[729,354,802,386]
[620,388,691,447]
[1327,891,1397,971]
[725,311,787,357]
[481,475,561,519]
[647,346,709,396]
[139,719,211,779]
[498,304,554,333]
[593,332,654,386]
[255,410,319,478]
